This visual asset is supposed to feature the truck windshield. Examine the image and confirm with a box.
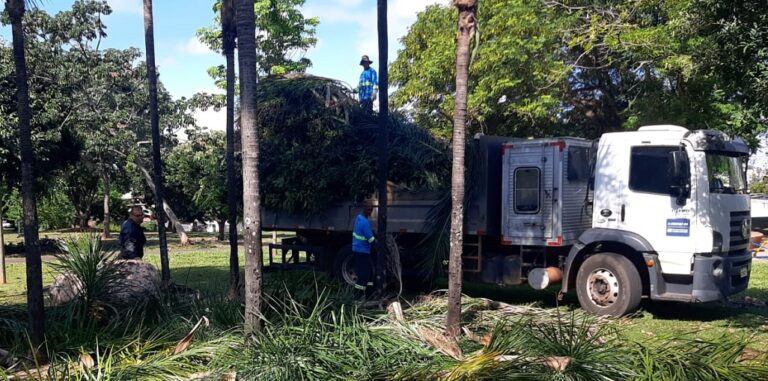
[705,153,746,194]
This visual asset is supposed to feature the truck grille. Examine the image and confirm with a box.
[729,211,750,251]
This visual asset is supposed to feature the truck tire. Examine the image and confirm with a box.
[575,252,642,317]
[333,245,357,287]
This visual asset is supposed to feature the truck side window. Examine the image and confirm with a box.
[514,167,540,213]
[567,146,590,182]
[629,146,677,194]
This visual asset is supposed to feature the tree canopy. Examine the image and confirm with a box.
[0,0,195,229]
[197,0,319,83]
[391,0,768,147]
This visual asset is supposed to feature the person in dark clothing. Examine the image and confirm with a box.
[119,206,147,260]
[352,203,376,299]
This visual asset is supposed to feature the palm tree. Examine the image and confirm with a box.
[374,0,389,295]
[101,169,111,239]
[4,0,46,360]
[221,0,240,299]
[235,0,263,336]
[446,0,478,338]
[1,203,5,284]
[142,0,170,284]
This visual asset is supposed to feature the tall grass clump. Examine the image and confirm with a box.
[630,335,768,380]
[387,294,768,380]
[43,328,239,381]
[49,234,122,318]
[220,289,438,380]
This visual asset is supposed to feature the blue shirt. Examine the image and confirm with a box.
[352,214,375,254]
[358,67,378,101]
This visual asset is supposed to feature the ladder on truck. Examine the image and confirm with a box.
[462,234,484,273]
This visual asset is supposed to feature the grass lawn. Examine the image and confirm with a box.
[456,263,768,346]
[2,231,768,349]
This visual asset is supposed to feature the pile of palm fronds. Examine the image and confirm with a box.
[257,75,450,213]
[386,294,768,381]
[4,270,768,380]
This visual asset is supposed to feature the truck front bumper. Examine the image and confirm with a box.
[645,251,752,303]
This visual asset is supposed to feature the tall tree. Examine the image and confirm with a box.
[222,0,240,299]
[0,205,4,285]
[1,194,5,284]
[446,0,477,338]
[236,0,263,336]
[375,0,389,295]
[143,0,170,283]
[391,0,767,145]
[165,131,238,242]
[197,0,318,81]
[4,0,46,360]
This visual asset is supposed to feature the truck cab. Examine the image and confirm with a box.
[562,125,752,316]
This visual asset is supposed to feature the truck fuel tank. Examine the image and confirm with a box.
[528,267,563,290]
[480,256,523,286]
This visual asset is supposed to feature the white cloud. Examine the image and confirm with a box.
[353,0,444,59]
[176,37,214,55]
[302,3,372,27]
[335,0,364,7]
[191,85,225,132]
[193,108,226,132]
[106,0,142,16]
[158,57,177,68]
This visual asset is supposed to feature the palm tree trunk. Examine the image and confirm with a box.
[222,0,240,300]
[217,218,226,241]
[102,172,111,238]
[235,0,263,336]
[78,211,89,231]
[375,0,389,295]
[446,0,477,338]
[1,206,6,284]
[143,0,170,284]
[6,0,47,360]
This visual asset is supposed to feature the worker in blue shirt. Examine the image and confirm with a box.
[358,55,378,113]
[352,203,376,298]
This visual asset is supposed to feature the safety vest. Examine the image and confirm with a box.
[358,68,378,101]
[352,214,375,254]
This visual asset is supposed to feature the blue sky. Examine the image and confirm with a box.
[1,0,443,130]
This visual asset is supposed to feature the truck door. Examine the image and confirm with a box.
[620,145,697,275]
[505,143,555,242]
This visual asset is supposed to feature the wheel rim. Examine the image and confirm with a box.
[586,268,619,307]
[341,255,357,286]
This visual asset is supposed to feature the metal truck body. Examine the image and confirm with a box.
[264,126,752,316]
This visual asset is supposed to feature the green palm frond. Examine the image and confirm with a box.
[50,233,122,319]
[257,74,450,214]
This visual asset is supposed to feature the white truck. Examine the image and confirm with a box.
[264,125,753,316]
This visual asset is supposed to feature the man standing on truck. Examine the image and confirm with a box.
[352,203,376,299]
[357,55,378,113]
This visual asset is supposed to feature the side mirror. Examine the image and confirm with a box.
[669,150,690,205]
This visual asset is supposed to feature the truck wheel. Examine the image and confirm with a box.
[575,252,642,317]
[333,245,357,287]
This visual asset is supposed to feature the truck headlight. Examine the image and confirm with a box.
[712,231,723,254]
